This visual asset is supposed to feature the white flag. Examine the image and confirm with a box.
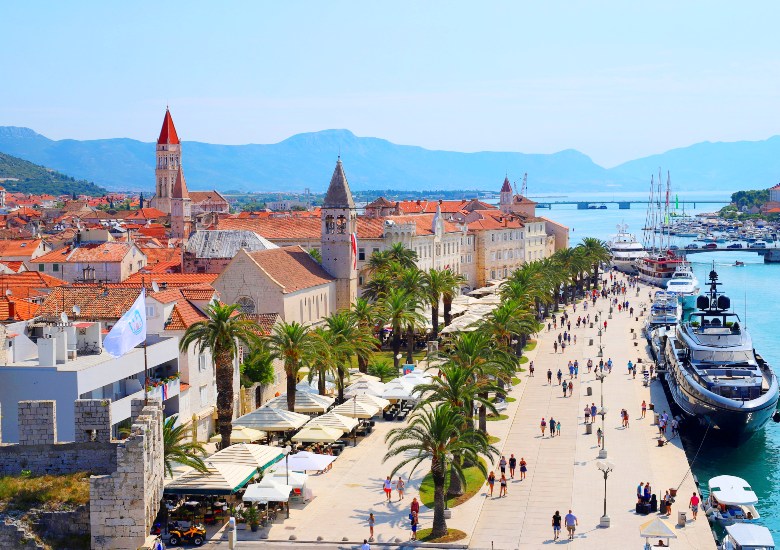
[103,288,147,357]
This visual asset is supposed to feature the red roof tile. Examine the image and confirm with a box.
[40,286,142,319]
[158,109,180,145]
[245,246,334,293]
[0,239,43,258]
[124,272,217,287]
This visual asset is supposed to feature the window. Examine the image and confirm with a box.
[373,248,380,254]
[199,385,208,404]
[198,354,207,372]
[467,254,473,263]
[358,248,365,261]
[38,264,44,271]
[358,275,364,285]
[52,264,59,272]
[236,296,255,314]
[146,305,155,318]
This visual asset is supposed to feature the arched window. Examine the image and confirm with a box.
[236,296,255,314]
[325,215,335,234]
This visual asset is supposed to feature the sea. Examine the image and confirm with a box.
[541,194,780,542]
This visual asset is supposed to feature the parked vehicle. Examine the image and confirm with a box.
[727,243,744,249]
[167,522,205,547]
[704,243,718,249]
[685,243,700,250]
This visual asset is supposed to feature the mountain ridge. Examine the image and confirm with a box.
[0,126,777,194]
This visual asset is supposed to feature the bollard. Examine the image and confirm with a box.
[654,413,660,425]
[589,338,594,346]
[678,511,687,526]
[587,386,593,396]
[586,423,593,434]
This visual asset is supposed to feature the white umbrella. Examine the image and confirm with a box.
[331,400,379,419]
[345,379,386,397]
[286,451,337,472]
[234,406,310,432]
[307,411,359,432]
[243,482,292,503]
[264,469,308,490]
[208,426,266,444]
[291,424,344,443]
[297,379,335,394]
[381,379,416,401]
[207,443,285,472]
[264,392,334,414]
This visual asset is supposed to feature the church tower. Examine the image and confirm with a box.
[170,166,192,239]
[321,158,358,311]
[499,176,513,214]
[150,108,181,215]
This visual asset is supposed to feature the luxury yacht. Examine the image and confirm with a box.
[666,263,700,309]
[608,223,647,273]
[644,291,682,338]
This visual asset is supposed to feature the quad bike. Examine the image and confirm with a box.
[167,522,206,546]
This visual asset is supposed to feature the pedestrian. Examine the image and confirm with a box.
[540,417,547,437]
[663,490,672,516]
[574,361,579,378]
[624,409,630,428]
[597,427,603,446]
[604,320,608,331]
[591,403,597,419]
[641,400,647,418]
[547,322,551,332]
[499,474,508,497]
[644,483,652,503]
[529,361,535,377]
[396,476,405,500]
[499,455,507,476]
[549,417,556,437]
[637,482,645,503]
[568,381,573,396]
[584,405,591,424]
[557,369,563,385]
[509,454,517,478]
[690,492,700,520]
[627,360,633,376]
[553,341,558,353]
[411,497,420,516]
[552,510,562,541]
[565,510,578,540]
[487,471,495,496]
[362,539,371,550]
[671,418,679,437]
[562,383,567,398]
[547,369,553,384]
[568,361,574,379]
[383,476,392,502]
[557,421,562,436]
[519,457,527,480]
[561,341,566,353]
[409,511,418,540]
[558,333,562,344]
[368,513,375,539]
[607,358,613,373]
[587,358,593,373]
[574,334,577,346]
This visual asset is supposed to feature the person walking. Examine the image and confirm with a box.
[499,474,508,497]
[641,400,647,418]
[499,456,507,476]
[597,427,603,447]
[383,476,393,502]
[540,417,547,437]
[587,358,593,373]
[584,404,591,424]
[556,420,562,436]
[690,492,700,520]
[411,497,420,516]
[553,341,558,353]
[662,490,673,516]
[561,341,566,353]
[591,403,598,420]
[509,454,517,478]
[409,511,418,540]
[529,361,535,377]
[562,383,567,398]
[487,471,495,496]
[671,418,679,437]
[627,360,633,376]
[564,510,578,540]
[549,417,556,437]
[557,369,563,385]
[607,357,613,373]
[568,381,573,396]
[547,368,553,384]
[396,476,405,501]
[519,457,528,480]
[552,510,562,541]
[624,409,630,428]
[368,513,375,539]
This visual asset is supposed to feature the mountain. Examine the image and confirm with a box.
[0,126,777,194]
[0,150,107,196]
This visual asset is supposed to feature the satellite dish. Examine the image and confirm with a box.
[60,312,69,324]
[151,281,160,293]
[4,289,11,296]
[72,305,81,315]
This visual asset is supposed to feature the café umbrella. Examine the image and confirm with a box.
[291,424,344,443]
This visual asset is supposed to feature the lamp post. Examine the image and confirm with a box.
[596,460,614,527]
[281,445,292,518]
[353,395,358,447]
[597,328,603,358]
[595,371,608,458]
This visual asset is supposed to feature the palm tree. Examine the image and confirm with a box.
[309,327,338,395]
[379,288,426,369]
[441,269,467,327]
[324,311,378,403]
[351,298,379,373]
[367,359,399,382]
[180,303,260,448]
[362,271,394,303]
[265,321,318,412]
[386,242,419,270]
[578,237,611,288]
[163,415,208,478]
[482,300,540,354]
[366,249,393,275]
[397,268,426,364]
[421,268,447,339]
[384,403,496,538]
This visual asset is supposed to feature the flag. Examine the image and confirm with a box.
[675,194,679,210]
[103,289,147,357]
[350,232,357,269]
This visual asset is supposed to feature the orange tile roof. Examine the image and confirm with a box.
[137,224,167,239]
[123,272,217,287]
[189,190,228,204]
[140,246,180,266]
[0,261,25,273]
[146,260,181,273]
[245,246,334,293]
[40,286,142,319]
[0,296,39,321]
[243,313,279,335]
[126,208,167,220]
[35,242,138,263]
[466,210,525,231]
[0,239,43,258]
[0,271,67,289]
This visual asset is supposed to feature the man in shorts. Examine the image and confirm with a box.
[551,510,562,540]
[383,476,392,502]
[565,510,578,540]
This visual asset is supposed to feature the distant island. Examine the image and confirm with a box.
[0,151,107,196]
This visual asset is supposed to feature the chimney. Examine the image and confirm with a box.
[38,335,56,366]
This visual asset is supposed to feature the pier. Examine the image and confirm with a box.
[534,200,726,210]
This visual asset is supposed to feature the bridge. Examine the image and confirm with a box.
[533,200,727,210]
[674,247,780,262]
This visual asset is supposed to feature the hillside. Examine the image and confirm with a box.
[0,150,107,196]
[0,125,779,194]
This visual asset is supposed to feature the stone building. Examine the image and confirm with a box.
[182,229,277,274]
[32,241,148,283]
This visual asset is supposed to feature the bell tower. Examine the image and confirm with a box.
[150,108,181,215]
[170,166,192,239]
[321,158,357,311]
[499,176,513,214]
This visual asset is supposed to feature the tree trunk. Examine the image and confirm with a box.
[431,465,448,538]
[336,365,346,404]
[357,355,368,374]
[431,299,440,340]
[478,393,487,433]
[447,456,464,497]
[392,326,402,369]
[318,370,326,395]
[216,349,235,449]
[406,325,415,365]
[285,364,297,412]
[443,297,453,327]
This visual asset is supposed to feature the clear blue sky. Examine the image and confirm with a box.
[2,1,779,166]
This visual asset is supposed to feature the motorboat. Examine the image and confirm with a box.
[719,524,775,550]
[636,251,687,288]
[644,291,682,338]
[704,475,760,525]
[735,261,745,267]
[662,268,780,442]
[608,223,647,274]
[666,263,700,309]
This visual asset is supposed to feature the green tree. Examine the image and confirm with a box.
[386,242,419,270]
[351,298,379,373]
[307,248,322,263]
[421,268,447,340]
[367,359,398,382]
[379,288,426,369]
[240,344,276,406]
[578,237,611,288]
[384,404,496,538]
[397,267,426,364]
[163,415,208,478]
[324,311,378,403]
[265,321,319,412]
[440,269,467,328]
[180,303,260,448]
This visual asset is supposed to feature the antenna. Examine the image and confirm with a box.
[151,281,160,293]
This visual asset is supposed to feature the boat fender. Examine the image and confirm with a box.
[772,411,780,423]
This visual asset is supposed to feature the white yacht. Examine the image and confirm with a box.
[704,475,761,526]
[720,524,775,550]
[666,263,700,309]
[608,223,647,273]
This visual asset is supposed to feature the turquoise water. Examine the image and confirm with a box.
[549,202,780,540]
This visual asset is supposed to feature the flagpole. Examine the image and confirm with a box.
[142,277,149,405]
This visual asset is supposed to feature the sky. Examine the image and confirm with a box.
[2,2,780,167]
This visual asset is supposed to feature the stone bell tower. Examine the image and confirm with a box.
[150,108,181,215]
[321,158,358,311]
[499,176,513,214]
[170,166,192,239]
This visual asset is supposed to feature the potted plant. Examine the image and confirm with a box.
[242,505,260,532]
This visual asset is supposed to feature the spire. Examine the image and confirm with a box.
[323,158,355,209]
[172,166,189,199]
[157,108,180,145]
[500,176,512,193]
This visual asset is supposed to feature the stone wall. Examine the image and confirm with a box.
[0,519,44,549]
[90,399,164,550]
[18,401,57,445]
[0,443,116,476]
[34,505,90,545]
[74,400,112,443]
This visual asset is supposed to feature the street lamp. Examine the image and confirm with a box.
[282,445,292,486]
[596,460,614,528]
[353,395,358,447]
[595,371,608,459]
[597,328,603,358]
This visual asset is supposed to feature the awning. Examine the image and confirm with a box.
[291,424,344,443]
[725,524,774,547]
[285,451,337,472]
[243,482,292,503]
[306,411,359,432]
[331,400,379,419]
[354,393,390,410]
[345,379,386,397]
[234,406,310,432]
[638,518,677,539]
[206,443,285,472]
[165,461,257,495]
[264,391,334,414]
[709,475,758,505]
[208,426,266,444]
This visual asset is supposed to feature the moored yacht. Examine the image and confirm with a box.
[608,223,647,273]
[644,291,682,338]
[662,269,779,442]
[704,475,760,525]
[719,523,775,550]
[666,263,700,309]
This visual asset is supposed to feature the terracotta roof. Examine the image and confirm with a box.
[0,296,39,321]
[365,196,396,208]
[124,272,217,287]
[158,108,180,145]
[140,246,180,265]
[40,286,143,319]
[770,183,780,191]
[0,271,67,289]
[245,246,334,293]
[466,210,525,231]
[36,242,138,263]
[165,300,207,330]
[395,199,495,214]
[0,239,43,258]
[512,194,537,206]
[146,259,181,273]
[172,166,189,199]
[0,261,25,273]
[189,190,228,204]
[126,208,167,220]
[137,224,168,240]
[243,312,280,335]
